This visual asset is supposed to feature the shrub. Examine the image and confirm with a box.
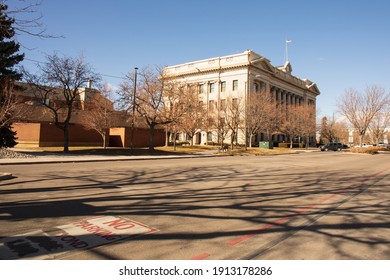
[277,142,303,148]
[350,146,379,154]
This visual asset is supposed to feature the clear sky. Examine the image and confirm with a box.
[10,0,390,118]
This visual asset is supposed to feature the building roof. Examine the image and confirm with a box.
[164,50,320,96]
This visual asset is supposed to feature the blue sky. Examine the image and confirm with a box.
[10,0,390,118]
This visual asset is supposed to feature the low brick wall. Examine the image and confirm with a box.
[14,122,104,147]
[110,127,165,148]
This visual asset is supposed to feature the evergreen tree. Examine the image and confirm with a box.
[0,123,17,147]
[0,3,24,148]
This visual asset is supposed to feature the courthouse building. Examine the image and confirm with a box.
[164,50,320,146]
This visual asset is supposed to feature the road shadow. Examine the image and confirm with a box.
[0,161,389,259]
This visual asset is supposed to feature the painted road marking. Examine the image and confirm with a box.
[0,216,157,260]
[191,253,210,260]
[192,169,388,259]
[228,169,387,247]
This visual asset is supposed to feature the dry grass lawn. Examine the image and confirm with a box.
[14,143,298,156]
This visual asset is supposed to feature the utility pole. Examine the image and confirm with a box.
[130,67,138,150]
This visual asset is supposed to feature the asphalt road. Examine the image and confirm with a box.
[0,152,389,260]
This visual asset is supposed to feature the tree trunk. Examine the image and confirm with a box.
[359,134,364,147]
[219,135,224,149]
[173,132,177,151]
[63,125,69,152]
[165,126,169,147]
[149,124,155,150]
[102,131,107,149]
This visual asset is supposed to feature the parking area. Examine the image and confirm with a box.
[0,152,389,260]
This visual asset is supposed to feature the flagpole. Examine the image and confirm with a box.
[285,39,288,63]
[285,39,292,63]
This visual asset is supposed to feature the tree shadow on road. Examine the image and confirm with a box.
[0,161,389,259]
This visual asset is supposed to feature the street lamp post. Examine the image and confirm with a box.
[130,67,138,150]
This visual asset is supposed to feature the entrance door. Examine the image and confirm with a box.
[195,132,201,145]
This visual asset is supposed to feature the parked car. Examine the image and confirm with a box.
[377,142,390,149]
[362,143,373,148]
[320,143,347,151]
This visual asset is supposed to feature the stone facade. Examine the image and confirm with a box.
[164,50,320,146]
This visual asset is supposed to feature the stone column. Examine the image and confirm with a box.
[283,90,287,119]
[271,86,276,101]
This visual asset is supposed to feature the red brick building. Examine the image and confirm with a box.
[12,82,165,148]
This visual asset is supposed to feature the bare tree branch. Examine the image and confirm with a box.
[23,53,100,151]
[5,0,62,39]
[338,85,390,146]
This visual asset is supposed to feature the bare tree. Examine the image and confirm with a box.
[163,80,189,147]
[369,110,390,144]
[295,103,317,148]
[226,97,243,149]
[118,66,178,150]
[176,83,205,146]
[212,96,244,149]
[24,53,100,151]
[0,81,24,128]
[212,113,229,148]
[81,83,114,149]
[279,106,300,148]
[338,85,390,147]
[320,116,349,144]
[5,0,59,39]
[246,89,277,147]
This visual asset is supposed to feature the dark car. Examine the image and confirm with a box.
[320,143,346,151]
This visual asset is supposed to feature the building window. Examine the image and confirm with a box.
[209,100,215,111]
[207,132,213,142]
[198,84,204,94]
[220,81,226,92]
[233,80,238,91]
[232,98,238,109]
[208,82,215,93]
[220,99,226,110]
[253,82,259,93]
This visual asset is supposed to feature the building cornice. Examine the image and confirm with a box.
[164,50,320,95]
